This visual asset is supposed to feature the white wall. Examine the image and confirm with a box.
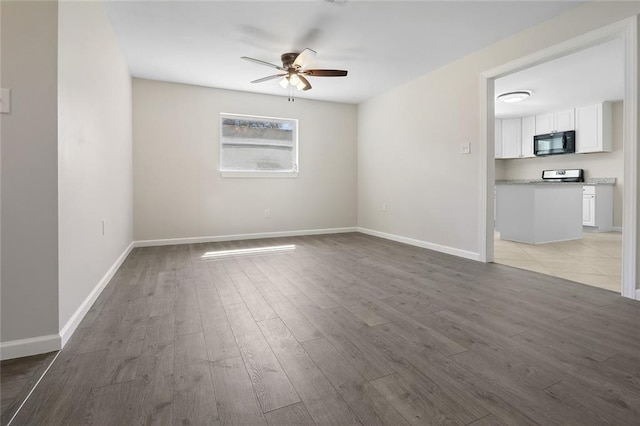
[494,161,507,181]
[58,2,133,333]
[358,2,639,257]
[1,1,59,348]
[133,79,357,241]
[500,101,624,227]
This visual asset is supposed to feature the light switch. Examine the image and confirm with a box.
[461,142,471,154]
[0,89,11,114]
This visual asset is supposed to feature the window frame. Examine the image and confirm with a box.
[219,112,299,178]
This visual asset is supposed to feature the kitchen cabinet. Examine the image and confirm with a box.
[495,118,526,159]
[535,113,553,134]
[520,116,535,158]
[555,109,575,132]
[496,182,582,244]
[582,185,613,231]
[501,118,521,159]
[535,109,575,134]
[582,189,595,226]
[575,102,612,153]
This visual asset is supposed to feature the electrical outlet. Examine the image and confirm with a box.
[461,142,471,154]
[382,202,387,212]
[264,209,271,218]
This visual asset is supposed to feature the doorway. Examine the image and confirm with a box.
[479,16,638,299]
[492,38,624,293]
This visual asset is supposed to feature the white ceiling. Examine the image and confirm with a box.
[102,0,581,104]
[495,37,624,118]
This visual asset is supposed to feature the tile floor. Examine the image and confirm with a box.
[494,230,622,292]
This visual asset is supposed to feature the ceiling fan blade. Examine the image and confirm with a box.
[293,48,317,68]
[298,75,312,91]
[241,56,285,71]
[303,69,348,77]
[251,74,286,84]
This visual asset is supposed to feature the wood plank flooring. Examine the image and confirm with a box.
[1,351,57,425]
[7,233,640,425]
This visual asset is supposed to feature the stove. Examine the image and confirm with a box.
[541,169,584,182]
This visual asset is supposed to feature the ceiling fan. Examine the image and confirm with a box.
[241,48,348,97]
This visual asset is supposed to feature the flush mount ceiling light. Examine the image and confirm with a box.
[497,90,532,103]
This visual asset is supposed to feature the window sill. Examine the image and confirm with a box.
[220,170,299,178]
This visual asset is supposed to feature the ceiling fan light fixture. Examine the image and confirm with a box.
[289,73,301,86]
[497,90,532,103]
[296,80,308,91]
[279,77,289,88]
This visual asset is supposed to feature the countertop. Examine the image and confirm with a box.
[584,178,616,185]
[496,178,616,186]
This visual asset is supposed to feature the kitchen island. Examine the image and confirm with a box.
[496,181,583,244]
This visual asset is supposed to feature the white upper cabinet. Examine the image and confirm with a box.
[535,108,575,134]
[501,118,522,159]
[496,102,613,159]
[535,113,554,134]
[554,109,575,132]
[520,116,535,158]
[496,117,535,159]
[575,102,612,153]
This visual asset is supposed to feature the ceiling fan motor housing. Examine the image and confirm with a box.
[281,52,300,69]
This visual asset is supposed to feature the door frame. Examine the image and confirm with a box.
[478,16,638,299]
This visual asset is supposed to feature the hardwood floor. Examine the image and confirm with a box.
[8,233,640,425]
[1,351,57,425]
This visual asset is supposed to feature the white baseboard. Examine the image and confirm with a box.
[636,288,640,301]
[59,242,134,348]
[357,227,480,261]
[0,334,61,361]
[584,226,622,233]
[134,227,358,247]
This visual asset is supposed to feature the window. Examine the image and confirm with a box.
[220,113,298,177]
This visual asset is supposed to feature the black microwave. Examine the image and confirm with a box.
[533,130,575,156]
